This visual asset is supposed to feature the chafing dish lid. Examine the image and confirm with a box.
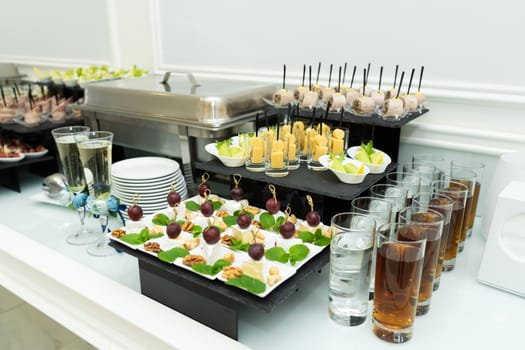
[82,74,275,128]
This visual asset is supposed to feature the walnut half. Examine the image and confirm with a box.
[144,242,162,253]
[182,254,206,266]
[222,266,243,280]
[111,228,126,238]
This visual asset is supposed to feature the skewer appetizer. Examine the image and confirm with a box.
[272,64,294,106]
[352,69,375,115]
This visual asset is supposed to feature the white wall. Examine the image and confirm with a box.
[1,0,524,216]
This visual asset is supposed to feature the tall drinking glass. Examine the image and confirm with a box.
[385,171,421,205]
[431,179,468,271]
[51,126,98,245]
[399,207,444,316]
[412,153,448,181]
[329,212,376,326]
[399,162,437,193]
[373,222,426,343]
[76,131,114,256]
[369,184,408,222]
[412,191,454,291]
[450,160,484,239]
[351,197,392,295]
[447,169,476,252]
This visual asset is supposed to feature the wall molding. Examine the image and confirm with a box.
[0,55,111,69]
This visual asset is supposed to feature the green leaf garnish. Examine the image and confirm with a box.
[265,246,289,263]
[152,213,171,226]
[185,200,201,211]
[259,212,275,230]
[229,237,250,252]
[233,210,254,219]
[298,231,315,244]
[157,247,189,263]
[298,229,331,246]
[212,201,222,211]
[272,216,285,232]
[225,274,267,294]
[192,225,203,237]
[289,244,310,266]
[223,215,238,227]
[360,140,376,156]
[191,259,231,275]
[120,228,162,245]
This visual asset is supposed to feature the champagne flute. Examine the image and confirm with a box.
[75,130,114,256]
[51,126,98,245]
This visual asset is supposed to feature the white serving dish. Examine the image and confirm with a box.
[346,146,391,174]
[319,155,369,184]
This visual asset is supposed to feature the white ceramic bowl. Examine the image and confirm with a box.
[205,136,247,167]
[319,155,369,184]
[346,146,391,174]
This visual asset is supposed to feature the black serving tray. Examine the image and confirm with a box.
[109,238,329,340]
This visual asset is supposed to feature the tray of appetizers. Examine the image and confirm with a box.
[109,190,331,298]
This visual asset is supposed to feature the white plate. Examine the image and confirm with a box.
[22,148,49,158]
[205,136,247,167]
[112,172,182,185]
[112,157,181,180]
[0,153,25,162]
[319,155,369,184]
[347,146,392,174]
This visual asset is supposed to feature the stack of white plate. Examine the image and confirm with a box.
[111,157,188,218]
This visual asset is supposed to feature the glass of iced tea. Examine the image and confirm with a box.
[450,160,484,239]
[431,179,468,271]
[446,170,476,252]
[412,191,454,291]
[399,207,444,316]
[373,222,427,343]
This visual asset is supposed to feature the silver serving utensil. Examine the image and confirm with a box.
[42,173,67,198]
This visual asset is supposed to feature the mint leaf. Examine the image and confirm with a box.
[120,228,163,245]
[226,275,266,294]
[298,231,315,244]
[259,212,275,230]
[192,225,203,237]
[265,246,289,263]
[289,244,310,266]
[234,210,254,219]
[272,216,285,232]
[223,215,238,227]
[229,237,250,252]
[185,200,200,211]
[157,247,189,263]
[212,201,222,211]
[119,233,145,245]
[192,259,231,275]
[314,229,331,246]
[152,213,171,226]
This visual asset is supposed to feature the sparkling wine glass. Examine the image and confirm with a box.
[51,126,98,245]
[75,130,115,256]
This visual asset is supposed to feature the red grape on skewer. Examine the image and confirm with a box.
[200,189,214,217]
[203,225,220,245]
[248,243,264,261]
[198,172,211,197]
[167,183,181,207]
[265,184,280,214]
[127,194,143,221]
[166,222,182,239]
[230,173,245,201]
[279,205,295,239]
[305,194,321,227]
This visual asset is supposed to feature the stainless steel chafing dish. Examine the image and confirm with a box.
[80,73,275,194]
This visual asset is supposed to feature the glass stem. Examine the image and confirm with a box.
[77,205,87,227]
[98,214,109,247]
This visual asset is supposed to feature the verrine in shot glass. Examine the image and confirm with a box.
[373,222,427,343]
[431,179,468,271]
[412,191,454,291]
[329,212,376,326]
[399,207,444,316]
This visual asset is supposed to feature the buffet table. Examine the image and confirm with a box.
[0,171,523,349]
